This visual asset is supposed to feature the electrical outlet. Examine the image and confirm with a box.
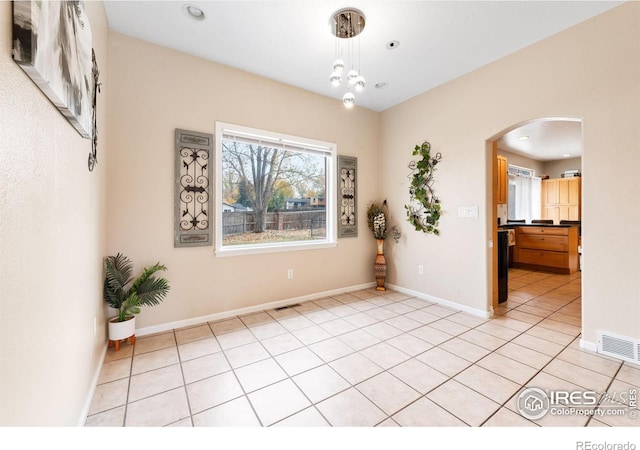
[418,265,424,275]
[287,269,294,279]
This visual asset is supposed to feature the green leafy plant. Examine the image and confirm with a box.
[104,253,171,322]
[405,141,442,235]
[367,200,401,242]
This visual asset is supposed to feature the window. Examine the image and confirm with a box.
[215,122,336,256]
[507,164,541,223]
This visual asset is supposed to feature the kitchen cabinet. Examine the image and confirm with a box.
[497,155,507,204]
[512,225,579,274]
[541,177,581,223]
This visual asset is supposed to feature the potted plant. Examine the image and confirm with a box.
[103,253,170,350]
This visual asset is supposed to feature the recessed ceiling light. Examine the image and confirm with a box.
[518,135,529,140]
[374,82,388,89]
[563,154,571,157]
[182,4,205,20]
[386,40,400,50]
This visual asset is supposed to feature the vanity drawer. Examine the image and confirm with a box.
[518,235,567,252]
[517,249,568,268]
[517,227,568,236]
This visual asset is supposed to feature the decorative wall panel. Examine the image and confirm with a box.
[175,129,213,247]
[338,155,357,238]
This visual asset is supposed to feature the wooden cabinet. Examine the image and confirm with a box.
[497,155,507,204]
[541,177,581,223]
[513,226,579,274]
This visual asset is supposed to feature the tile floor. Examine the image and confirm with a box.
[85,269,639,427]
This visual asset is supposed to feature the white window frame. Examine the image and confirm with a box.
[215,122,337,257]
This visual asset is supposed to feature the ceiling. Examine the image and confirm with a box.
[103,0,621,160]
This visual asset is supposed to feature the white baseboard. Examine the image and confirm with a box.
[387,283,493,319]
[79,342,109,426]
[136,282,376,337]
[579,338,598,353]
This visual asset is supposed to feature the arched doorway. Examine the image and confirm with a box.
[488,117,583,313]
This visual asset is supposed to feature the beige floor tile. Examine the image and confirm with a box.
[292,301,322,314]
[548,312,582,327]
[247,379,311,426]
[399,298,434,310]
[308,337,355,362]
[208,318,246,336]
[429,318,470,336]
[88,378,129,415]
[248,321,288,340]
[175,324,214,345]
[384,303,415,315]
[482,407,538,427]
[224,341,270,368]
[128,364,184,403]
[524,326,575,346]
[290,325,333,345]
[181,352,231,384]
[316,387,386,426]
[515,304,555,317]
[325,304,359,318]
[409,325,453,345]
[186,371,244,414]
[304,309,339,324]
[536,318,581,336]
[490,316,533,332]
[495,342,553,370]
[511,333,565,357]
[389,358,449,394]
[134,332,176,355]
[239,311,275,327]
[386,333,433,357]
[454,364,521,404]
[216,329,257,350]
[392,397,467,426]
[384,315,423,332]
[350,290,378,300]
[342,312,379,328]
[543,359,612,392]
[427,380,500,426]
[356,372,421,415]
[131,347,178,375]
[446,312,488,328]
[278,315,315,332]
[267,307,301,320]
[333,292,361,304]
[502,310,544,325]
[271,406,330,427]
[458,329,507,351]
[234,358,288,393]
[359,342,411,369]
[440,337,492,362]
[329,352,384,384]
[403,309,441,325]
[606,379,639,406]
[177,337,222,361]
[259,332,304,356]
[84,406,125,427]
[416,347,472,377]
[348,300,378,312]
[104,344,134,362]
[477,353,538,385]
[376,418,400,427]
[275,347,324,376]
[319,318,358,336]
[337,328,381,351]
[475,321,521,340]
[616,363,640,387]
[557,347,622,377]
[364,307,398,321]
[313,297,343,309]
[292,364,350,403]
[192,396,260,426]
[98,357,132,384]
[125,388,190,427]
[361,322,404,340]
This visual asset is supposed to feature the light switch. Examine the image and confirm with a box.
[458,206,479,218]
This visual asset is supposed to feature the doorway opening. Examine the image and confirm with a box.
[488,117,583,313]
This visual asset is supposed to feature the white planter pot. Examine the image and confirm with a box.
[108,315,136,341]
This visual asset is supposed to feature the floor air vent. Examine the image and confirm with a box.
[597,330,640,364]
[274,303,301,311]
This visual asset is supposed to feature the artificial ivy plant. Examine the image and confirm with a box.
[405,141,442,235]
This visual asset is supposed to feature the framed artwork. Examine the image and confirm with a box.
[338,155,357,238]
[12,1,94,138]
[175,129,213,247]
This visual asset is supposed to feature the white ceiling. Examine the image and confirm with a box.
[103,0,621,159]
[496,118,583,161]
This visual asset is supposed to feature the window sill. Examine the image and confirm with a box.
[215,240,337,257]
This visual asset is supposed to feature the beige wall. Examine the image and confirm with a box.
[498,150,545,177]
[381,3,640,344]
[0,1,109,425]
[543,157,582,179]
[106,32,381,331]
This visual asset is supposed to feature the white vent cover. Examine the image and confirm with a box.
[597,330,640,364]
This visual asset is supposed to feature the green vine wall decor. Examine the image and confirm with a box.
[405,141,442,235]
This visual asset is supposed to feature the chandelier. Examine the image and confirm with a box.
[329,8,366,109]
